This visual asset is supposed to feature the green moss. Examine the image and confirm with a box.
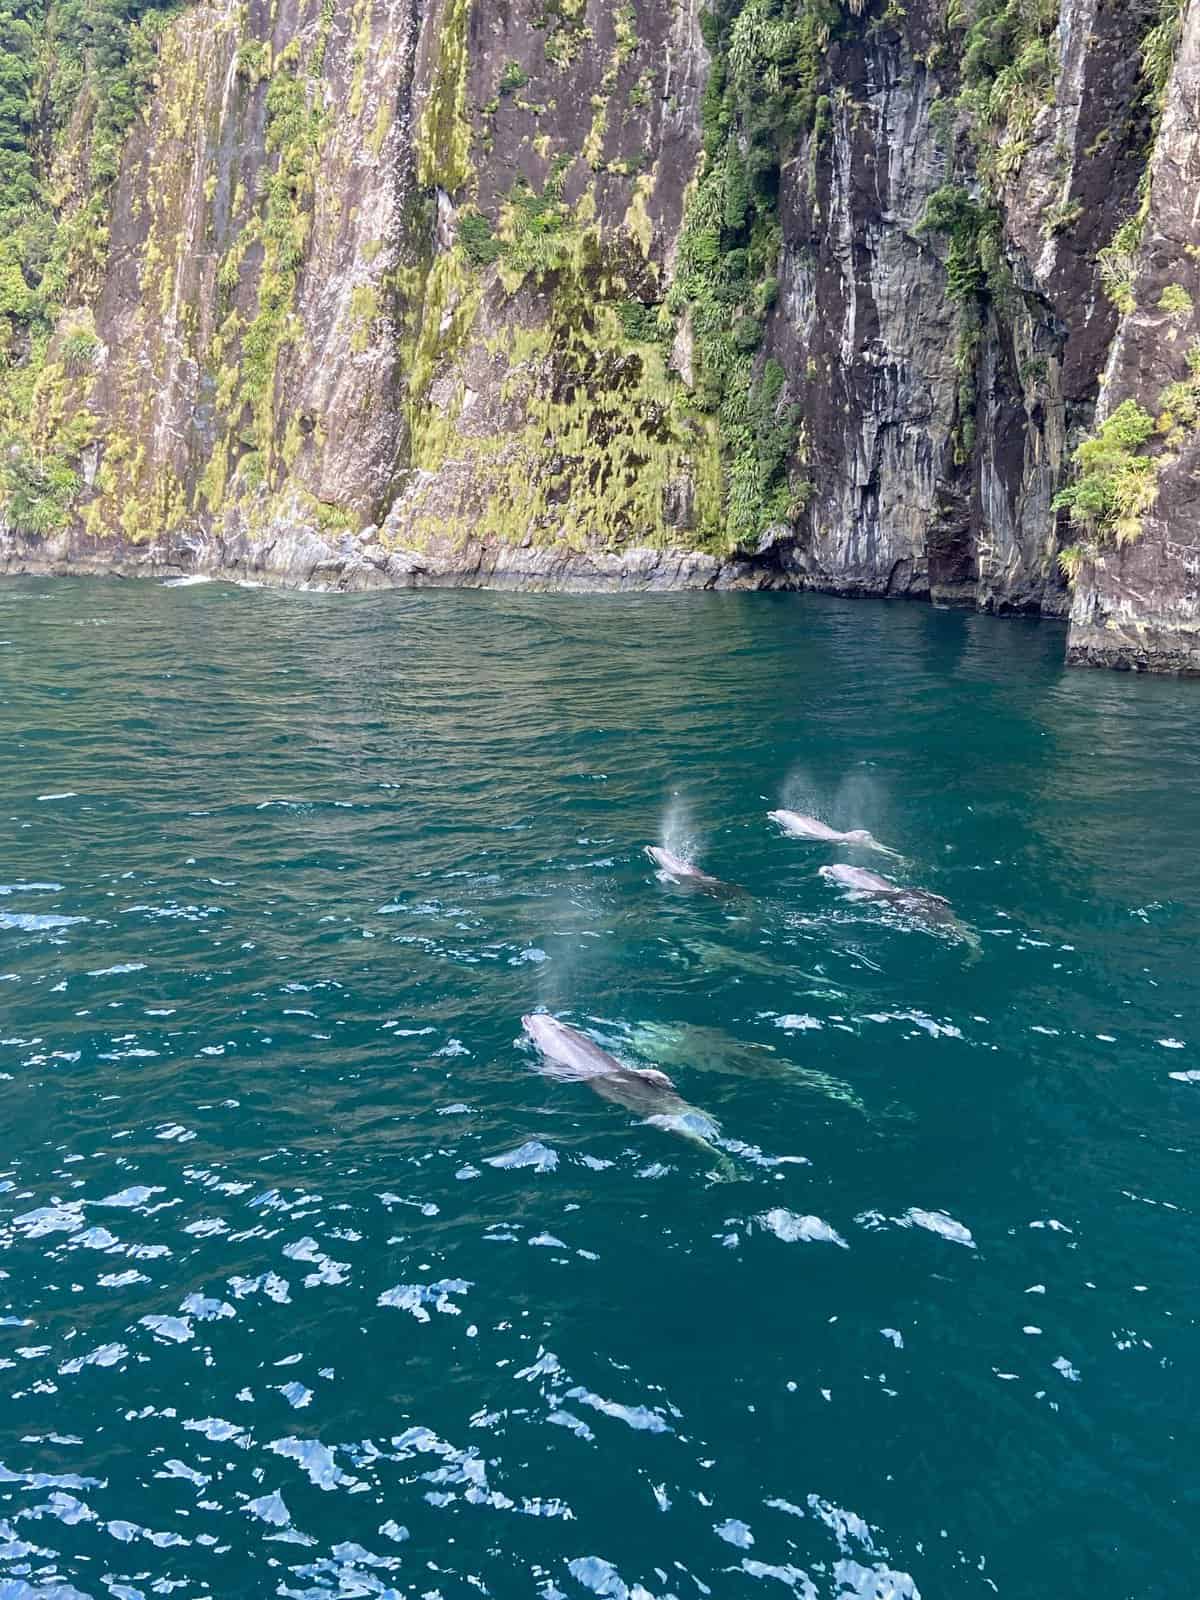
[348,282,380,353]
[395,242,483,473]
[347,0,373,118]
[415,0,473,193]
[0,0,185,533]
[1158,282,1194,322]
[614,2,638,62]
[537,0,590,68]
[236,54,321,469]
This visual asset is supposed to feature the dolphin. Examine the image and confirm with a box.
[819,863,977,947]
[769,810,900,858]
[521,1013,729,1164]
[645,845,739,896]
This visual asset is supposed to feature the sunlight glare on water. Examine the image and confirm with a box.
[0,579,1197,1600]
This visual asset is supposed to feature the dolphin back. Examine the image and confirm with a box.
[523,1015,683,1085]
[522,1015,626,1079]
[771,810,837,840]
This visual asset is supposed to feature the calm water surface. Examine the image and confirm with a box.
[0,579,1197,1600]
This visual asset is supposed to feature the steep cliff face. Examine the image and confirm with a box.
[0,0,1197,661]
[768,0,1166,615]
[2,0,727,587]
[1066,0,1200,671]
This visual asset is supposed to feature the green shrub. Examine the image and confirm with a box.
[498,157,575,277]
[1098,213,1143,314]
[458,209,502,266]
[61,326,100,373]
[1054,400,1159,544]
[236,39,270,82]
[0,436,80,534]
[955,0,1060,178]
[918,186,998,303]
[731,313,761,352]
[615,299,662,342]
[497,60,529,96]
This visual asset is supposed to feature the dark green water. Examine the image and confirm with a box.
[0,578,1197,1600]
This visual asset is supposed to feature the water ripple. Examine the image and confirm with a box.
[0,580,1196,1599]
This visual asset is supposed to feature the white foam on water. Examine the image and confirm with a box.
[378,1278,472,1321]
[758,1209,848,1248]
[565,1387,672,1433]
[244,1490,291,1525]
[899,1208,975,1248]
[0,912,86,931]
[486,1140,559,1172]
[139,1315,193,1343]
[94,1186,162,1208]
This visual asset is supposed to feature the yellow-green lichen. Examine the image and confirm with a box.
[415,0,473,193]
[387,251,723,556]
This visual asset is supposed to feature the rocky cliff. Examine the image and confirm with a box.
[0,0,1197,664]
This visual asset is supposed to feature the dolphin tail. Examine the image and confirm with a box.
[704,1148,746,1183]
[645,1111,746,1180]
[871,843,907,863]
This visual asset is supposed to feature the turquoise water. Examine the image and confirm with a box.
[0,578,1197,1600]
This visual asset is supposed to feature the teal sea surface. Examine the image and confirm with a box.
[0,578,1196,1600]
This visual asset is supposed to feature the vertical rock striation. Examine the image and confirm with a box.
[1067,0,1200,671]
